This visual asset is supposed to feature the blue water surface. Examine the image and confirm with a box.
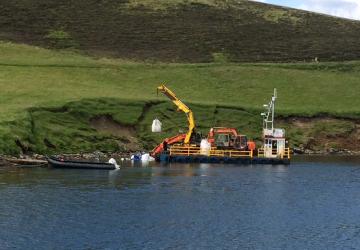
[1,156,360,249]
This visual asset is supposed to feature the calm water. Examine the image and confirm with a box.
[1,156,360,249]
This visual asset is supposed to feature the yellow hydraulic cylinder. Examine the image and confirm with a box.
[157,84,195,144]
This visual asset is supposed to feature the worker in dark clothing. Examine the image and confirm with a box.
[163,141,168,152]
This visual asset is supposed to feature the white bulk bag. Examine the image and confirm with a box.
[140,153,155,162]
[141,153,150,162]
[200,139,211,156]
[151,118,162,133]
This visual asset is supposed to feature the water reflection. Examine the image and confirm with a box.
[0,163,216,191]
[2,157,360,249]
[2,156,359,192]
[0,166,154,191]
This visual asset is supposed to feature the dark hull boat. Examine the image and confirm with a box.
[47,156,116,170]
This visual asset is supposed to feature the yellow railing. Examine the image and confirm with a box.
[257,148,291,159]
[283,148,291,159]
[170,146,201,156]
[258,148,264,157]
[170,145,253,158]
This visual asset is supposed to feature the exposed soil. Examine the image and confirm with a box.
[280,117,360,153]
[89,115,141,152]
[5,98,360,156]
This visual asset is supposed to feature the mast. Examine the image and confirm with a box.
[261,88,277,136]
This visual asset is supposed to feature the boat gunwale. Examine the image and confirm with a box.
[47,156,116,170]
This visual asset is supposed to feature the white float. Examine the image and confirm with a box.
[108,158,120,169]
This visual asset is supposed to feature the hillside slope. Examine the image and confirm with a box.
[0,42,360,155]
[1,0,360,62]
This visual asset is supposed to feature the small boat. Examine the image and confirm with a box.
[47,156,117,170]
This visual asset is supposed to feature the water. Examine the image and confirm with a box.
[1,156,360,249]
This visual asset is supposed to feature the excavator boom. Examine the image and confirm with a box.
[157,84,195,144]
[151,133,186,157]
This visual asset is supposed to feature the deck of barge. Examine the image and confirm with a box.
[159,154,290,164]
[157,146,291,165]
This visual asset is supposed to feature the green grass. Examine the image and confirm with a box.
[1,42,360,154]
[2,42,360,119]
[2,0,360,155]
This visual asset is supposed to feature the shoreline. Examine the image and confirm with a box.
[293,147,360,156]
[1,150,360,168]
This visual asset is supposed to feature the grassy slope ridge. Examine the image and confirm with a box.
[1,0,360,62]
[0,42,360,154]
[2,42,360,120]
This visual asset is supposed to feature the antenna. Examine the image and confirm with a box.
[262,88,277,136]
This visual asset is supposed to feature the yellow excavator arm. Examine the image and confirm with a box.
[157,84,195,144]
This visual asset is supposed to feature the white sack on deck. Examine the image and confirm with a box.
[200,139,211,156]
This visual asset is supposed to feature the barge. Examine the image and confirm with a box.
[158,146,290,164]
[151,85,291,165]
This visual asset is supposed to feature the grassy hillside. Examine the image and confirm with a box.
[0,42,360,155]
[1,0,360,62]
[2,42,360,119]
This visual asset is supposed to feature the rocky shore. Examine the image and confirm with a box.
[0,151,137,167]
[1,148,360,168]
[293,147,360,155]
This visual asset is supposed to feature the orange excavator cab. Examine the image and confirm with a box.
[208,127,239,147]
[207,127,256,151]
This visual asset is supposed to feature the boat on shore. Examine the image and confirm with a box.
[47,156,117,170]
